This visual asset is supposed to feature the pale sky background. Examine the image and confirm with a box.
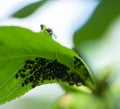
[0,0,120,109]
[0,0,98,48]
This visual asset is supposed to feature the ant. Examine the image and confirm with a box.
[40,24,57,39]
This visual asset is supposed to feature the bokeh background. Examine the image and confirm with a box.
[0,0,120,109]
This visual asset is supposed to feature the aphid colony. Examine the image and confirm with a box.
[74,57,89,80]
[15,56,89,88]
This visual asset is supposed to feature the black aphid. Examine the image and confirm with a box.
[18,69,21,73]
[35,57,41,61]
[24,79,29,85]
[21,82,24,87]
[29,76,34,82]
[20,73,25,78]
[15,74,19,79]
[25,60,34,64]
[32,84,36,88]
[21,69,26,72]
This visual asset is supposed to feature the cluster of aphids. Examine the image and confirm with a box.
[15,56,88,88]
[74,57,89,80]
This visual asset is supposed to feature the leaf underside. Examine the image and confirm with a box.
[0,26,95,104]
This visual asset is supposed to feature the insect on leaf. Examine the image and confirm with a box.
[0,25,96,104]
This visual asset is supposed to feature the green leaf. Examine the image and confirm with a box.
[12,0,48,18]
[0,26,95,104]
[52,93,110,109]
[73,0,120,48]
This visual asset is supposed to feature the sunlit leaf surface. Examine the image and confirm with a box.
[0,26,95,104]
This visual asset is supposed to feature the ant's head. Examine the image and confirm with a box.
[40,24,46,30]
